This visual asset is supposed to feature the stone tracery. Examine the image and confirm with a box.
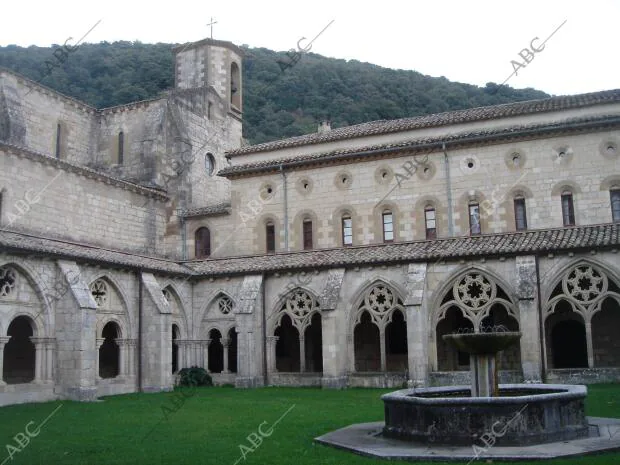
[0,266,16,298]
[90,279,108,307]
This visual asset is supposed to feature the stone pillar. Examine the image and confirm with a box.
[203,339,211,372]
[116,339,127,377]
[319,268,347,388]
[299,336,306,373]
[235,275,264,388]
[96,338,105,379]
[45,339,55,382]
[470,353,497,397]
[31,337,45,383]
[379,329,387,372]
[0,336,10,385]
[406,305,428,387]
[222,338,231,374]
[515,256,543,382]
[585,322,594,368]
[126,339,137,376]
[266,336,278,374]
[404,263,429,387]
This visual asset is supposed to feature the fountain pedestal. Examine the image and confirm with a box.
[442,331,522,397]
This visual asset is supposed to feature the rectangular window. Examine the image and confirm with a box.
[382,212,394,242]
[514,198,527,231]
[303,220,313,250]
[266,223,275,253]
[611,190,620,223]
[425,208,436,240]
[342,217,353,246]
[561,193,575,226]
[55,124,62,159]
[469,203,481,235]
[118,132,124,165]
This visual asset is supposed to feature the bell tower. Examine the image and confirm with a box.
[172,38,243,115]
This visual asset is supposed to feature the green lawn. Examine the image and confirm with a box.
[1,384,620,465]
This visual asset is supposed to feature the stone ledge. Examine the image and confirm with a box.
[315,417,620,462]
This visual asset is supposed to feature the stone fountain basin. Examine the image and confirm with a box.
[442,332,522,354]
[382,384,589,446]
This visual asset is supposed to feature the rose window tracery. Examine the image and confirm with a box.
[366,285,394,314]
[162,289,172,303]
[90,279,108,307]
[454,273,493,311]
[218,296,233,315]
[0,267,16,297]
[285,290,315,319]
[565,266,604,303]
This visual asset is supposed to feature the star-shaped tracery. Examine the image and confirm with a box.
[566,266,604,303]
[285,290,315,319]
[455,273,492,310]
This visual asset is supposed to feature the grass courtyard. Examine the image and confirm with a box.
[1,384,620,465]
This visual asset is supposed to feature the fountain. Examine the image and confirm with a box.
[316,324,620,461]
[382,326,589,445]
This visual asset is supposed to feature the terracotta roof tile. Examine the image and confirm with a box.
[226,89,620,157]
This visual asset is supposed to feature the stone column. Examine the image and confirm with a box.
[379,328,387,372]
[96,338,105,379]
[30,337,45,383]
[0,336,10,385]
[203,339,211,372]
[116,339,127,377]
[127,339,137,376]
[299,336,306,373]
[222,338,231,374]
[266,336,279,374]
[585,322,594,368]
[45,339,55,382]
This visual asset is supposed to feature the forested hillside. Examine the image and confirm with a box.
[0,41,550,144]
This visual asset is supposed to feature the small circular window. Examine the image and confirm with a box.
[205,153,216,176]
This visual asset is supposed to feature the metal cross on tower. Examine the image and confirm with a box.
[207,17,218,39]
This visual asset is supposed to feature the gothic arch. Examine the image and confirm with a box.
[431,265,519,330]
[0,260,52,335]
[270,286,321,336]
[96,316,126,339]
[542,259,620,369]
[349,280,407,373]
[89,276,132,337]
[162,284,189,338]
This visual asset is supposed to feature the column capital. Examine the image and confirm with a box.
[30,337,51,345]
[267,336,279,343]
[222,338,231,348]
[0,336,11,345]
[96,337,106,348]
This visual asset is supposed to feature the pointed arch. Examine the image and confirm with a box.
[162,284,189,338]
[0,260,52,336]
[350,279,407,373]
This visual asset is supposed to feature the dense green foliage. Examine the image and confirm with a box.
[176,366,212,387]
[0,385,618,464]
[0,41,550,144]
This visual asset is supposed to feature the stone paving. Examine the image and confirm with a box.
[315,417,620,461]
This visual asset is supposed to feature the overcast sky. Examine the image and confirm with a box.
[1,0,617,96]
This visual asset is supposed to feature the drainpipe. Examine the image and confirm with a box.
[262,273,268,386]
[534,255,546,383]
[442,142,454,237]
[137,271,143,392]
[280,164,289,251]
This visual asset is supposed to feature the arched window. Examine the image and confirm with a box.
[205,153,215,176]
[195,227,211,258]
[230,62,241,108]
[469,203,481,235]
[342,214,353,246]
[266,221,275,253]
[382,211,393,243]
[514,196,527,231]
[302,218,313,250]
[561,190,575,226]
[424,206,436,240]
[172,324,180,373]
[610,188,620,223]
[99,322,121,379]
[118,131,124,165]
[4,316,35,384]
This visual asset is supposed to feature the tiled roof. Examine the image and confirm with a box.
[0,229,193,275]
[178,203,232,218]
[186,223,620,276]
[226,89,620,156]
[219,114,620,177]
